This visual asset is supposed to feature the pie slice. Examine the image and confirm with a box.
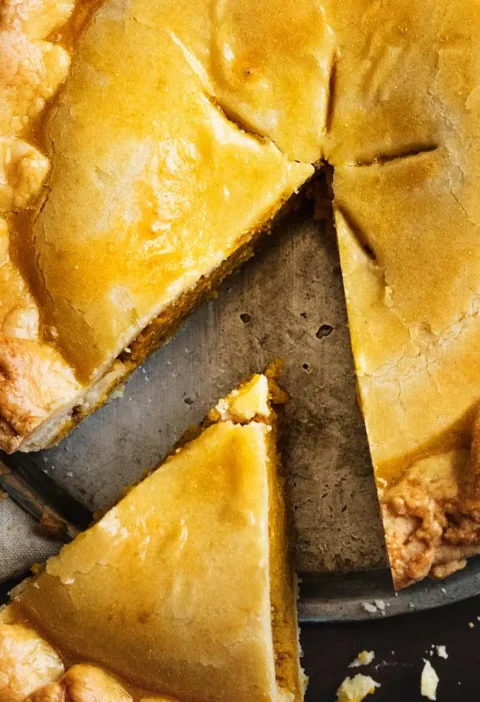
[0,372,305,701]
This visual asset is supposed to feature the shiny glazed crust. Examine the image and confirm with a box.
[328,0,480,587]
[0,0,315,452]
[0,374,304,701]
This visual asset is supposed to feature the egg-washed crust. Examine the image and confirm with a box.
[1,372,304,701]
[0,0,313,453]
[14,196,303,453]
[326,0,480,588]
[0,0,82,451]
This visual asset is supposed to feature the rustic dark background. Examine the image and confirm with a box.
[303,594,480,699]
[2,572,480,699]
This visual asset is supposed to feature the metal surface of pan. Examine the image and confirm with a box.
[3,207,480,620]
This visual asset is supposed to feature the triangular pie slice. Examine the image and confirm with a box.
[0,372,305,701]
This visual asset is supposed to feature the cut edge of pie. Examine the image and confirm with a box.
[0,369,306,702]
[13,197,303,454]
[335,173,480,590]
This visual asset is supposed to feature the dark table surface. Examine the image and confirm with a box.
[2,575,479,699]
[303,593,480,700]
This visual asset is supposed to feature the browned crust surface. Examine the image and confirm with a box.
[1,372,303,701]
[0,338,80,452]
[0,0,312,454]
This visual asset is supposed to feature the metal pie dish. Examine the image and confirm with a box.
[3,209,480,621]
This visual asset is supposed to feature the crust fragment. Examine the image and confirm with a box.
[26,665,134,702]
[0,622,64,702]
[0,337,80,451]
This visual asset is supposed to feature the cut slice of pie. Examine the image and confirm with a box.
[0,372,305,701]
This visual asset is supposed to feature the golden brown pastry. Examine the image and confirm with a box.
[25,665,134,702]
[0,623,64,702]
[0,0,316,452]
[1,374,304,701]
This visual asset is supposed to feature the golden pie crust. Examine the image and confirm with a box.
[0,373,304,701]
[0,0,315,452]
[327,0,480,587]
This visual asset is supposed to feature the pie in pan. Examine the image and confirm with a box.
[2,0,480,590]
[0,373,305,701]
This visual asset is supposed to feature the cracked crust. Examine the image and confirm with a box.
[0,622,64,701]
[0,337,80,452]
[0,0,81,451]
[26,665,136,702]
[381,412,480,589]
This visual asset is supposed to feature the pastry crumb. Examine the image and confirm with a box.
[361,602,378,614]
[109,385,125,400]
[468,622,475,628]
[336,674,380,701]
[421,660,439,700]
[349,650,375,668]
[214,398,229,419]
[435,645,448,660]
